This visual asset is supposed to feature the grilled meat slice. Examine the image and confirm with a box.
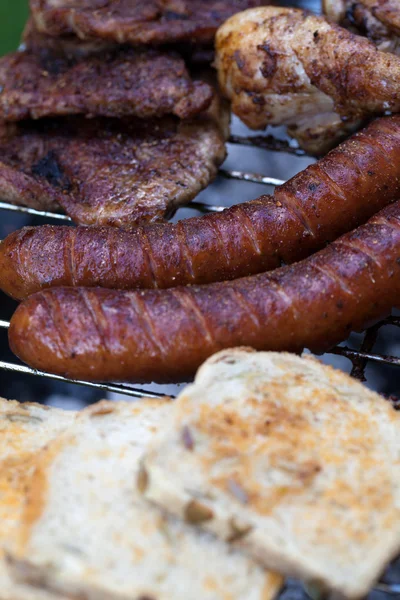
[23,17,218,66]
[29,0,268,46]
[0,115,227,228]
[0,46,213,122]
[22,17,117,58]
[324,0,400,54]
[216,6,400,154]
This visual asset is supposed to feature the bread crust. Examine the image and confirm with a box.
[0,398,75,600]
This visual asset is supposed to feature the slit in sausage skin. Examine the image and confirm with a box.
[8,201,400,384]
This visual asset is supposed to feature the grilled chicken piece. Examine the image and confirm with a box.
[286,114,363,156]
[0,46,213,122]
[0,114,227,228]
[216,7,400,154]
[30,0,269,46]
[324,0,347,21]
[324,0,400,54]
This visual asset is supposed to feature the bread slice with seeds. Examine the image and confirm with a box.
[8,399,282,600]
[142,349,400,599]
[0,398,75,600]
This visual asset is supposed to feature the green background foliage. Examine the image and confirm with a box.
[0,1,29,56]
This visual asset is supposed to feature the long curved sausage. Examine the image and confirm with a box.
[2,115,400,300]
[9,200,400,383]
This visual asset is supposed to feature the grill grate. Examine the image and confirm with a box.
[0,133,399,596]
[0,154,398,401]
[331,316,400,381]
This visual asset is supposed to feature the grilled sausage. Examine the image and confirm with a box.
[9,201,400,383]
[2,115,400,301]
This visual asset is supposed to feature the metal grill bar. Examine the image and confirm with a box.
[349,325,380,380]
[376,583,400,594]
[328,316,400,383]
[0,201,71,221]
[219,168,284,187]
[0,360,165,399]
[190,201,226,214]
[228,134,307,156]
[330,345,400,369]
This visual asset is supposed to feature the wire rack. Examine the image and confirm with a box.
[0,131,399,401]
[0,130,400,597]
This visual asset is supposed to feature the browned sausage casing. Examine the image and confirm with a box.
[9,201,400,383]
[2,115,400,300]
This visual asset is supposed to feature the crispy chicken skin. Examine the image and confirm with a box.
[29,0,269,46]
[359,0,400,33]
[0,115,226,228]
[216,7,400,153]
[0,47,213,122]
[286,113,363,157]
[324,0,400,54]
[324,0,347,22]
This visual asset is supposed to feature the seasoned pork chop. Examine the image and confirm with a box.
[216,7,400,153]
[30,0,269,46]
[0,47,213,122]
[0,115,226,228]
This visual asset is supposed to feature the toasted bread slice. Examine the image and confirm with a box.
[0,398,75,600]
[8,399,282,600]
[143,349,400,599]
